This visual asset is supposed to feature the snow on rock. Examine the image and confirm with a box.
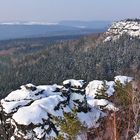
[12,95,69,125]
[104,19,140,41]
[106,81,115,96]
[1,99,32,114]
[114,75,133,85]
[63,79,85,88]
[133,129,140,140]
[4,83,44,101]
[33,127,46,139]
[86,80,104,98]
[86,80,115,98]
[13,103,49,125]
[87,98,118,111]
[77,108,104,128]
[0,76,133,140]
[1,84,62,114]
[37,84,62,96]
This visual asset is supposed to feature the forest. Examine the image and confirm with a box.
[0,33,140,98]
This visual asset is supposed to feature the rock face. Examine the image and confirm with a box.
[0,76,133,140]
[104,19,140,41]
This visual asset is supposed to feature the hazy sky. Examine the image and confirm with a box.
[0,0,140,22]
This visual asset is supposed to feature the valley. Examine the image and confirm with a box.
[0,19,140,140]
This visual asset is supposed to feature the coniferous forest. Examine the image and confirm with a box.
[0,33,140,98]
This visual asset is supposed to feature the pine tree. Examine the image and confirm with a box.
[56,110,86,140]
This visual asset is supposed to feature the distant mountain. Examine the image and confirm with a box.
[0,20,110,40]
[59,20,111,29]
[0,21,59,25]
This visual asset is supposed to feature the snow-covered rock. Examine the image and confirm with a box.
[114,75,133,85]
[86,80,115,98]
[0,75,133,140]
[63,79,85,88]
[133,129,140,140]
[104,19,140,41]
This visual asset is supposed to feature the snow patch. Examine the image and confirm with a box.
[114,75,133,85]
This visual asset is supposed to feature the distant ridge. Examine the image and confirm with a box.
[0,20,110,41]
[0,21,59,25]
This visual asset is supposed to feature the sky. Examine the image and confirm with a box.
[0,0,140,22]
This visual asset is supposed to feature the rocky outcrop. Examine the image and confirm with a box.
[0,76,133,140]
[104,19,140,42]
